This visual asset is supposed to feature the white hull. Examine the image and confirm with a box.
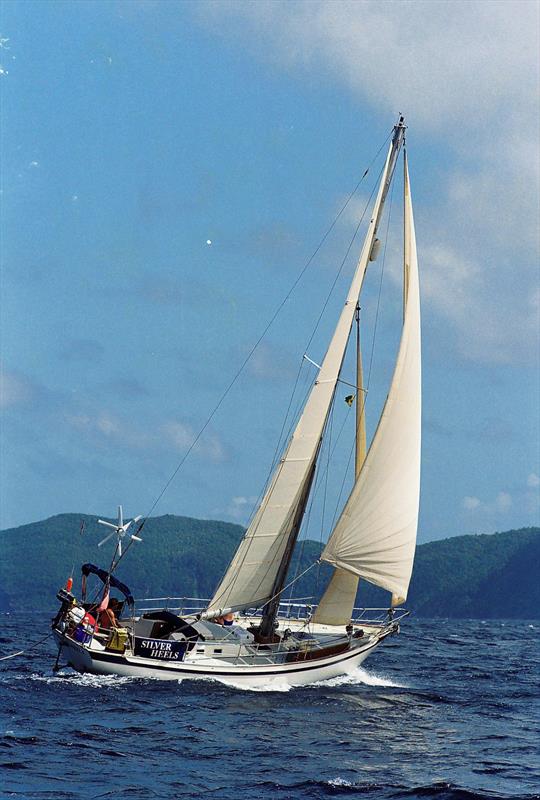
[53,629,384,688]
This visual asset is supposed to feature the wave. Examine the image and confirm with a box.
[211,677,293,692]
[309,666,407,689]
[276,778,537,799]
[189,665,407,693]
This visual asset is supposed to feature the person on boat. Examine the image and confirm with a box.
[97,597,123,630]
[214,612,235,626]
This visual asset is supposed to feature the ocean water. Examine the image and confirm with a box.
[0,616,538,800]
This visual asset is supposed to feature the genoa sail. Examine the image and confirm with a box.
[206,128,406,618]
[320,152,421,606]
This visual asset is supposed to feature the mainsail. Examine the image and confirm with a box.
[206,123,406,619]
[320,152,421,606]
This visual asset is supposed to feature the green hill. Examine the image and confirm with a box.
[0,514,538,618]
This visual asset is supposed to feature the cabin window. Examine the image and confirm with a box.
[213,648,222,654]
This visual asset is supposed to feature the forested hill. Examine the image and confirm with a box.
[0,514,538,618]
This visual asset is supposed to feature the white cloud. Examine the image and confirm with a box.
[195,1,537,133]
[245,341,294,382]
[218,494,258,522]
[193,0,540,366]
[162,420,225,463]
[67,411,121,438]
[526,473,540,517]
[527,472,540,488]
[163,420,193,450]
[462,490,513,516]
[95,413,118,436]
[495,491,512,513]
[462,496,481,510]
[462,473,540,528]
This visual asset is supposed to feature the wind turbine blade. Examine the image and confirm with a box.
[130,535,142,543]
[98,531,116,548]
[118,539,122,557]
[123,520,133,532]
[98,519,118,530]
[118,506,123,528]
[132,515,142,524]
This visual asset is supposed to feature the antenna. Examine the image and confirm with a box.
[97,505,142,557]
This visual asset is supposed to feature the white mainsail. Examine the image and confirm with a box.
[206,131,405,618]
[320,153,421,606]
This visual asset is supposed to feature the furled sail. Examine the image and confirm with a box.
[205,128,405,618]
[320,153,421,606]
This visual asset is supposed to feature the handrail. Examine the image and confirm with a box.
[132,595,406,625]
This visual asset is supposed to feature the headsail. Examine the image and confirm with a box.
[320,151,421,606]
[205,123,406,620]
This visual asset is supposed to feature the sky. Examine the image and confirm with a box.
[0,0,539,543]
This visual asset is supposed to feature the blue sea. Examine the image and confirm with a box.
[1,616,538,800]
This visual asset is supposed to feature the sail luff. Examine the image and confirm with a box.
[320,150,421,605]
[206,124,406,619]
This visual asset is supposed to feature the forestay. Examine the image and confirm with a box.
[320,154,421,606]
[206,134,404,618]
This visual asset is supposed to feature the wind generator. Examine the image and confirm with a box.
[97,506,142,558]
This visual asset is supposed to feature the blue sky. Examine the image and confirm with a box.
[1,0,538,542]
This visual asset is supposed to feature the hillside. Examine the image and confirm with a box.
[0,514,538,617]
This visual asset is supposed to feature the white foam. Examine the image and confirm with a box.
[215,678,293,692]
[328,777,354,787]
[309,667,407,688]
[199,665,407,692]
[22,672,137,688]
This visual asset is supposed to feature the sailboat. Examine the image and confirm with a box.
[51,116,421,687]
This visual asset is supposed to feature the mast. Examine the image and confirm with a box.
[258,458,319,638]
[403,144,410,321]
[355,304,367,476]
